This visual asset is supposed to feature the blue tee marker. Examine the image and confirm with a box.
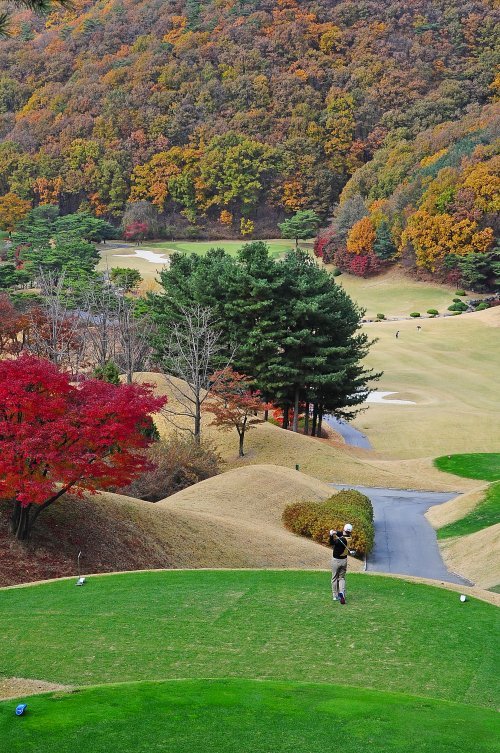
[15,704,27,716]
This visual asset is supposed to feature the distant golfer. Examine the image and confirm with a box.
[395,330,400,338]
[329,523,353,604]
[417,325,421,332]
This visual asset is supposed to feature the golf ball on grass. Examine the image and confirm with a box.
[460,594,466,602]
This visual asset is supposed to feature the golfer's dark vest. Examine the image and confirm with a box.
[330,533,351,559]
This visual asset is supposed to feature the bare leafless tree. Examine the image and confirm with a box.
[78,280,120,372]
[25,271,86,376]
[115,296,154,384]
[159,305,234,442]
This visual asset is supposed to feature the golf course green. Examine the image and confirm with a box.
[1,570,499,753]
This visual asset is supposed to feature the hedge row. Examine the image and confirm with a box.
[282,489,374,556]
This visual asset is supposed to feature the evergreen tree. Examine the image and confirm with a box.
[373,219,396,260]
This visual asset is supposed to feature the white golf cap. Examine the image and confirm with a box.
[343,523,353,532]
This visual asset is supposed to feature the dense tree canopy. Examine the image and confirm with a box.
[148,242,378,433]
[316,105,499,288]
[0,0,496,237]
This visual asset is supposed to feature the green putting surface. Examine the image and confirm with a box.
[2,679,499,753]
[1,571,498,708]
[434,454,500,481]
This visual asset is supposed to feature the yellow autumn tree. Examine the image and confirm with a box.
[0,193,31,232]
[401,209,494,271]
[346,217,376,255]
[461,156,500,213]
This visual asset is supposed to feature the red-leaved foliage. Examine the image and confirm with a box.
[204,367,271,456]
[0,355,167,538]
[334,247,382,277]
[123,221,150,241]
[0,295,28,355]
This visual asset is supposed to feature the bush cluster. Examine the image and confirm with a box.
[376,313,385,320]
[410,312,421,317]
[282,489,374,556]
[455,290,467,296]
[118,435,222,502]
[426,308,439,316]
[448,301,468,312]
[475,302,489,311]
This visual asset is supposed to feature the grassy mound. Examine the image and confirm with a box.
[0,465,344,586]
[437,482,500,539]
[439,523,500,590]
[434,454,500,481]
[2,679,499,753]
[1,571,498,707]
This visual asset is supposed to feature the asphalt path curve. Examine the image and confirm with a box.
[331,484,472,585]
[323,414,372,449]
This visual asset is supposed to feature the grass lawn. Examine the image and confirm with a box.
[2,679,499,753]
[1,571,498,708]
[437,482,500,539]
[146,238,299,257]
[434,453,500,481]
[332,267,461,319]
[351,311,500,457]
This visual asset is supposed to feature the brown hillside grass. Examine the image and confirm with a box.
[0,466,362,586]
[438,524,500,589]
[425,487,488,529]
[135,373,477,492]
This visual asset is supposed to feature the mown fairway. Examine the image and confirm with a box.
[352,310,500,457]
[434,453,500,481]
[1,570,498,753]
[1,571,498,707]
[3,679,499,753]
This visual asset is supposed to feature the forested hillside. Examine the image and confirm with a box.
[0,0,498,237]
[316,105,499,288]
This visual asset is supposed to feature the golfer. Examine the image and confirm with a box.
[329,524,353,604]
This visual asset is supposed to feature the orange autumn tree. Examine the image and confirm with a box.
[204,367,271,457]
[346,216,376,255]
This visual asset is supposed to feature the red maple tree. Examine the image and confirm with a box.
[0,355,166,540]
[204,367,271,457]
[0,295,28,355]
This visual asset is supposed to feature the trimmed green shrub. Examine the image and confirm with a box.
[332,267,342,276]
[448,301,467,312]
[426,308,439,316]
[455,290,466,296]
[410,312,420,317]
[283,489,374,556]
[475,302,489,311]
[376,313,385,320]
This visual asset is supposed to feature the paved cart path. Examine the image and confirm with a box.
[331,484,472,585]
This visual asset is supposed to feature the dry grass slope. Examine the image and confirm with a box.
[1,465,362,586]
[438,524,500,589]
[136,373,477,492]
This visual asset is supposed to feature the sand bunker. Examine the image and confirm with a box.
[366,391,416,405]
[115,249,170,264]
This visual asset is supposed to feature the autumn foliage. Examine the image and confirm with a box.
[0,355,166,540]
[204,368,271,457]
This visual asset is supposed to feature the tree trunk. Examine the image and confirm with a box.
[311,403,318,436]
[317,406,323,438]
[292,387,299,432]
[11,502,32,541]
[238,430,245,457]
[304,401,309,435]
[283,405,289,430]
[264,409,269,422]
[194,397,201,443]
